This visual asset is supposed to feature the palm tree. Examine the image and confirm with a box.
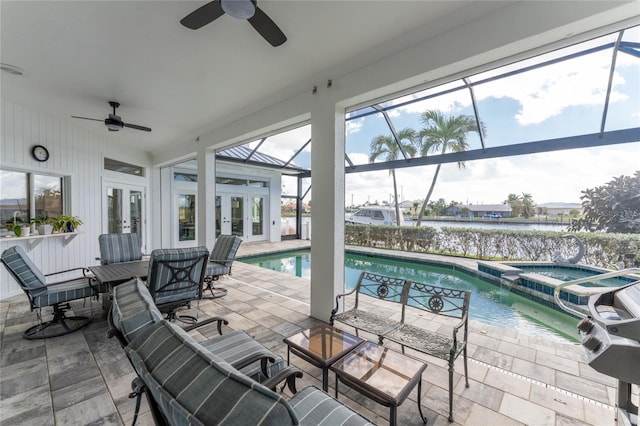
[415,110,483,227]
[505,193,523,217]
[369,128,417,226]
[521,192,535,218]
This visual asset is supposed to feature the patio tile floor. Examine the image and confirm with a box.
[1,240,635,425]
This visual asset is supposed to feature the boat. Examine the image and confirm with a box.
[345,206,404,226]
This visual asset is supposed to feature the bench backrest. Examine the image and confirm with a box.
[125,320,298,425]
[403,280,471,322]
[353,271,407,309]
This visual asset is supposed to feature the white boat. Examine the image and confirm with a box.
[346,206,404,226]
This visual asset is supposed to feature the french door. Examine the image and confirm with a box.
[216,194,267,241]
[103,182,145,249]
[175,189,197,247]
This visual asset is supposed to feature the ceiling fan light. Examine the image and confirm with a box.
[221,0,255,19]
[105,118,122,131]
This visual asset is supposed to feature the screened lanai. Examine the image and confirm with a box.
[209,24,639,237]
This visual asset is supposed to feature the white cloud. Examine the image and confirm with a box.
[346,143,640,206]
[346,118,364,134]
[387,44,635,126]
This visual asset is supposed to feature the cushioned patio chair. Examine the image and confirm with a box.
[108,277,295,384]
[1,245,104,339]
[202,234,242,299]
[146,246,209,323]
[97,233,143,265]
[125,320,375,426]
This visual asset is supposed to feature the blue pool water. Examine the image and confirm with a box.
[242,250,580,343]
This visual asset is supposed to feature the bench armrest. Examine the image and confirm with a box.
[330,287,359,324]
[450,310,469,356]
[261,366,304,394]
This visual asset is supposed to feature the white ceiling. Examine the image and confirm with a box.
[1,0,515,152]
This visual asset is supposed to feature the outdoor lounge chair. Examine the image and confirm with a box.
[202,234,242,299]
[1,245,104,339]
[124,320,375,426]
[146,246,209,323]
[97,233,143,265]
[108,277,293,385]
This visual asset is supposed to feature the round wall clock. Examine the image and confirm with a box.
[32,145,49,162]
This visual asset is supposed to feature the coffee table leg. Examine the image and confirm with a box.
[390,405,397,426]
[417,380,427,424]
[322,368,329,392]
[334,376,339,398]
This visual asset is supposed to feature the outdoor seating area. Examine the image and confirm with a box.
[330,271,471,422]
[0,240,628,425]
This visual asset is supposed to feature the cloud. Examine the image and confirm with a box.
[385,42,636,126]
[346,118,364,134]
[346,143,640,206]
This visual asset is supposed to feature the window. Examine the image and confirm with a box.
[0,169,66,234]
[104,158,145,177]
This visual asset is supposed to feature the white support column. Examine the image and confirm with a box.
[197,146,217,251]
[309,91,345,322]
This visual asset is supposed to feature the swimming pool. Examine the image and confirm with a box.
[241,250,580,343]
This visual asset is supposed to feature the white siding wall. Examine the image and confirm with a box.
[0,100,151,299]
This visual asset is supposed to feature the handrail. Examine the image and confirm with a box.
[554,267,640,318]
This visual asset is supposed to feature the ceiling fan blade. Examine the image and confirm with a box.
[248,7,286,47]
[123,122,152,132]
[71,116,103,122]
[181,1,225,30]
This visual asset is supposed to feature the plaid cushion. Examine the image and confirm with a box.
[200,330,285,382]
[290,386,375,426]
[126,321,298,426]
[31,278,96,308]
[111,278,163,343]
[147,247,209,306]
[209,235,242,269]
[98,233,142,265]
[1,245,96,308]
[205,261,229,277]
[1,246,47,295]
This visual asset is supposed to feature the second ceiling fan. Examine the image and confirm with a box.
[181,0,286,47]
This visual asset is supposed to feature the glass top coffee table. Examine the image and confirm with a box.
[283,324,365,392]
[331,341,428,426]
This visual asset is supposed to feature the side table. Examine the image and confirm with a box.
[331,341,428,426]
[283,324,364,392]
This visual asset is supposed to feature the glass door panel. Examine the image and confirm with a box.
[231,196,244,236]
[215,195,222,238]
[251,196,265,239]
[107,187,123,233]
[103,182,146,251]
[129,190,143,240]
[178,193,196,243]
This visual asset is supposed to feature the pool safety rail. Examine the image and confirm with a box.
[554,269,640,426]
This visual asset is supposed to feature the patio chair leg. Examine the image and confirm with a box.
[24,303,91,340]
[448,359,454,422]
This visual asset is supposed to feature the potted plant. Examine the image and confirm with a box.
[53,214,83,233]
[31,216,55,235]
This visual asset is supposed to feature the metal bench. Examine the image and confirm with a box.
[330,271,471,422]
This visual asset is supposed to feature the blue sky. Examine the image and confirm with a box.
[251,26,639,207]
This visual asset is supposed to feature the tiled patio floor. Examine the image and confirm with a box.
[0,240,634,425]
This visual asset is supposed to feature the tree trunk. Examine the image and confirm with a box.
[415,163,442,227]
[391,169,401,226]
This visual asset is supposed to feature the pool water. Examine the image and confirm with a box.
[242,250,581,343]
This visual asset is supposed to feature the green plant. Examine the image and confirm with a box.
[11,224,22,236]
[53,214,83,232]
